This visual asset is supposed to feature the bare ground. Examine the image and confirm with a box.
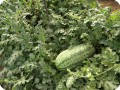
[97,0,120,11]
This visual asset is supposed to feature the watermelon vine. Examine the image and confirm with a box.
[0,0,120,90]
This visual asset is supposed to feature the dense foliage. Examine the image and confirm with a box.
[0,0,120,90]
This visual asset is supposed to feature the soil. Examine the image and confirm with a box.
[97,0,120,11]
[0,66,4,71]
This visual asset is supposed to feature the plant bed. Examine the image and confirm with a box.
[0,0,120,90]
